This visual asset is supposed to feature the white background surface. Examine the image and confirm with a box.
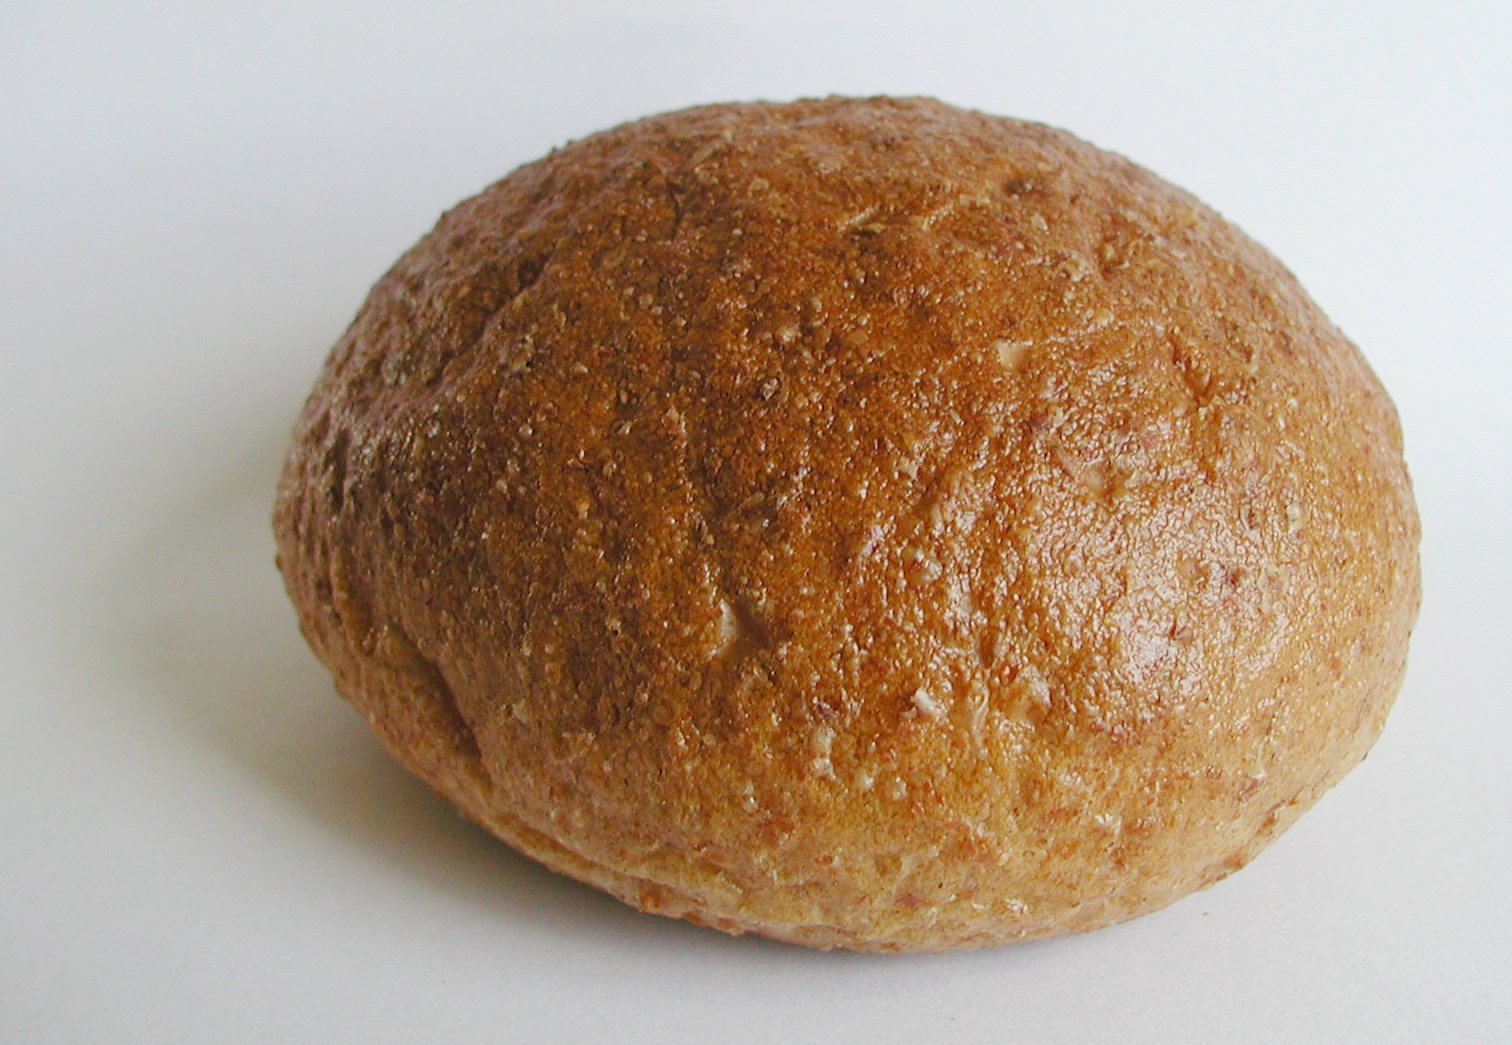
[4,2,1509,1041]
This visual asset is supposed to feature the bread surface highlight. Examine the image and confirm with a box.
[274,97,1419,951]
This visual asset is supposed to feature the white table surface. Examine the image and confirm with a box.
[4,2,1509,1041]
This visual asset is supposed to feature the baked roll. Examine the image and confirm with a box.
[274,97,1420,951]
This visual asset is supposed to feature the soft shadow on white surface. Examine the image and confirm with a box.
[47,352,1499,1042]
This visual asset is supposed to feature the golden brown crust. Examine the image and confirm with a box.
[274,97,1420,951]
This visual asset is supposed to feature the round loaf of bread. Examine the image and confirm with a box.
[274,97,1419,951]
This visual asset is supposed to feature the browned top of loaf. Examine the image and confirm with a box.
[275,97,1418,946]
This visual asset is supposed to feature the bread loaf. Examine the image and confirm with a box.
[274,97,1420,951]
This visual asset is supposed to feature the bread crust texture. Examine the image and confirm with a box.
[274,97,1420,951]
